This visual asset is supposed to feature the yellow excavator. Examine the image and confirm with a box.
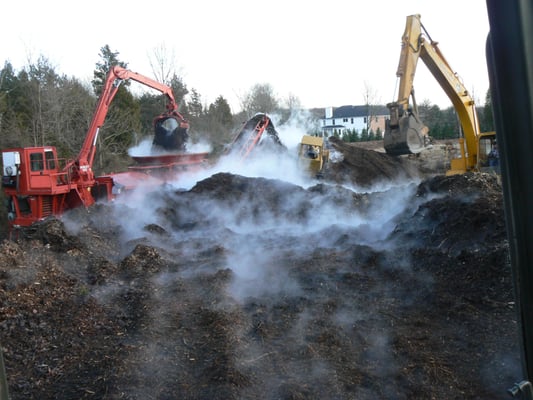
[384,14,497,175]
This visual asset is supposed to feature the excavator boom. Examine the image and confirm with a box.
[385,14,496,175]
[384,14,430,155]
[71,65,189,184]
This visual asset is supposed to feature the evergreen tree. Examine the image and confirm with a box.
[361,128,369,141]
[209,96,233,128]
[137,73,189,139]
[169,74,188,108]
[341,130,350,142]
[203,95,234,151]
[188,89,203,118]
[0,62,30,148]
[92,45,128,95]
[419,102,460,139]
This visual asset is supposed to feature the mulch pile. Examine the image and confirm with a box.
[324,136,420,187]
[0,143,521,399]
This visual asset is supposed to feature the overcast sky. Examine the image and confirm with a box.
[1,0,490,114]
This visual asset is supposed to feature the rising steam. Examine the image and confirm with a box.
[65,110,475,398]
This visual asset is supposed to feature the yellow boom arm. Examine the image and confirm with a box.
[385,14,487,169]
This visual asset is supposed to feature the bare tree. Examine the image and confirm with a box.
[239,83,280,117]
[148,43,179,85]
[0,63,9,140]
[283,92,302,112]
[26,56,64,147]
[54,78,95,155]
[362,81,381,132]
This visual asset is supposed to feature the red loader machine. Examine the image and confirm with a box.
[1,65,208,233]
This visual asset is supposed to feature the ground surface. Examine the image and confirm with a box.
[0,139,521,399]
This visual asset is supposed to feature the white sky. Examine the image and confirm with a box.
[1,0,490,113]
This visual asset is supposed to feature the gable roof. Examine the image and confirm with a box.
[328,105,389,118]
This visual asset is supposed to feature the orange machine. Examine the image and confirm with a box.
[1,66,208,230]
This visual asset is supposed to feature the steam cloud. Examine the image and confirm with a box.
[68,111,462,398]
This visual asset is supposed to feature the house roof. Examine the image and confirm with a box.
[327,105,389,118]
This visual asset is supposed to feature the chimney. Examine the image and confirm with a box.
[325,107,333,119]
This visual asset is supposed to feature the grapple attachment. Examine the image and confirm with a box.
[153,116,189,151]
[384,104,428,156]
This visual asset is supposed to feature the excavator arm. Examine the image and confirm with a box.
[384,14,482,159]
[69,65,188,184]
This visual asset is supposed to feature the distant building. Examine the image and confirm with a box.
[320,105,389,136]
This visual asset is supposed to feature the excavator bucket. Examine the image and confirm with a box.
[384,104,428,156]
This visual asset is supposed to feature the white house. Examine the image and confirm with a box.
[321,105,389,136]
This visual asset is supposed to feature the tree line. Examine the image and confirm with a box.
[417,94,494,140]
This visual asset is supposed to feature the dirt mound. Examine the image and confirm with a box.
[0,170,520,399]
[324,136,421,187]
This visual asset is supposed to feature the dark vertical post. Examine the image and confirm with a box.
[486,0,533,390]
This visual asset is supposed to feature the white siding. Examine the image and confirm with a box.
[340,117,366,131]
[321,116,367,134]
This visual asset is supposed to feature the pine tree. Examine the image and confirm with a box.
[188,89,203,118]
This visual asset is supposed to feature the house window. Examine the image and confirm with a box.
[343,118,348,123]
[364,117,367,124]
[351,118,354,124]
[332,119,335,125]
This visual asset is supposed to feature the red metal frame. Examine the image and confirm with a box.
[228,113,272,160]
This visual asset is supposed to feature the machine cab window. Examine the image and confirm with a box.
[478,135,499,170]
[29,152,44,172]
[45,149,56,170]
[29,149,58,172]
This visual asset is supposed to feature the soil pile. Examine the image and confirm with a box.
[324,136,421,187]
[0,144,521,399]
